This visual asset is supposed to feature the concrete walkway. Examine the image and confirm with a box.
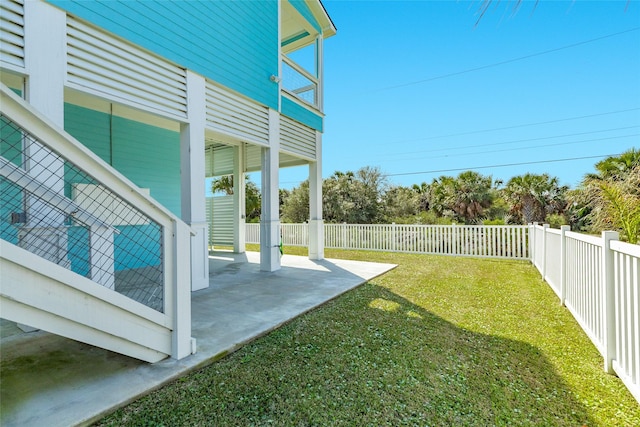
[0,252,395,426]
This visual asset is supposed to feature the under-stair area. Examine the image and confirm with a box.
[0,84,194,363]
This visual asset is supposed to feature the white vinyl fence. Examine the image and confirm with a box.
[530,224,640,403]
[241,221,640,402]
[245,223,529,259]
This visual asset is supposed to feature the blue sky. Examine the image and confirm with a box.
[277,0,640,190]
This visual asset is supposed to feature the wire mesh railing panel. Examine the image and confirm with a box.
[282,58,317,106]
[0,113,165,312]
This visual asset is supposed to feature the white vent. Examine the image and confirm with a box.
[205,82,270,145]
[280,115,316,160]
[205,144,234,177]
[0,0,25,70]
[207,195,234,246]
[66,17,187,120]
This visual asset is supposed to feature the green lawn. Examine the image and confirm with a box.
[98,248,639,426]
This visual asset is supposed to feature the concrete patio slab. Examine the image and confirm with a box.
[0,252,395,427]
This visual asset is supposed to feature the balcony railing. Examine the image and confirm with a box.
[282,56,318,107]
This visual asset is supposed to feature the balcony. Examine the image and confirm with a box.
[282,54,318,108]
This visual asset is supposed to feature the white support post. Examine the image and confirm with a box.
[559,225,570,306]
[233,144,246,253]
[315,35,324,110]
[172,219,194,359]
[602,230,619,374]
[260,109,281,272]
[22,1,69,270]
[308,131,324,260]
[180,71,209,291]
[541,224,549,279]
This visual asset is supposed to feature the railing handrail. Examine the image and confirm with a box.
[0,84,189,231]
[1,83,194,360]
[565,230,603,246]
[610,239,640,257]
[282,55,318,84]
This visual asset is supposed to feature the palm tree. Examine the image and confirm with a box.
[503,173,567,224]
[588,148,640,181]
[451,171,493,223]
[211,175,234,195]
[577,150,640,243]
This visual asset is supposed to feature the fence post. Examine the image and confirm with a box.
[559,225,570,306]
[541,224,549,279]
[530,222,537,264]
[602,230,619,374]
[391,223,397,252]
[342,222,347,249]
[452,223,457,255]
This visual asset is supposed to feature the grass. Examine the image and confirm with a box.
[98,248,639,426]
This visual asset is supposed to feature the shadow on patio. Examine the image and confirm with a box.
[0,252,396,427]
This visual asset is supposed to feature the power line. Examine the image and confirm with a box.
[388,107,640,145]
[369,27,640,93]
[380,125,640,158]
[383,133,640,163]
[386,154,620,177]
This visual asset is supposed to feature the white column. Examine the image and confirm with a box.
[180,71,209,291]
[308,131,324,260]
[315,35,324,110]
[22,1,69,266]
[233,144,246,253]
[24,1,65,127]
[260,109,281,272]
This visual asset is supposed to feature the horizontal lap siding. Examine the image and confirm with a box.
[63,104,181,217]
[50,0,279,110]
[64,106,178,273]
[281,96,323,131]
[0,0,24,70]
[111,116,180,217]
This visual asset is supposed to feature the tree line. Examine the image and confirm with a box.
[212,149,640,243]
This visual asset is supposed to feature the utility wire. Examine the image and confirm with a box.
[369,27,640,93]
[381,125,640,158]
[385,134,639,163]
[388,107,640,145]
[386,154,620,177]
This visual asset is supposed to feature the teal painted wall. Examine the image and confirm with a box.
[0,115,23,244]
[111,116,181,216]
[63,104,181,216]
[289,0,321,32]
[281,97,323,132]
[63,104,179,273]
[48,0,279,109]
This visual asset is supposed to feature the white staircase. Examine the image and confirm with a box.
[0,84,194,363]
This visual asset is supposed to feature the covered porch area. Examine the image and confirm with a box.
[0,252,395,427]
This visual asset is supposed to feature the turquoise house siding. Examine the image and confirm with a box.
[63,105,181,216]
[0,116,23,244]
[48,0,279,109]
[281,97,323,132]
[63,104,180,273]
[0,88,23,244]
[111,116,181,216]
[64,103,111,163]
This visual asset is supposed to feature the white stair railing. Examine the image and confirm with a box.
[0,84,193,362]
